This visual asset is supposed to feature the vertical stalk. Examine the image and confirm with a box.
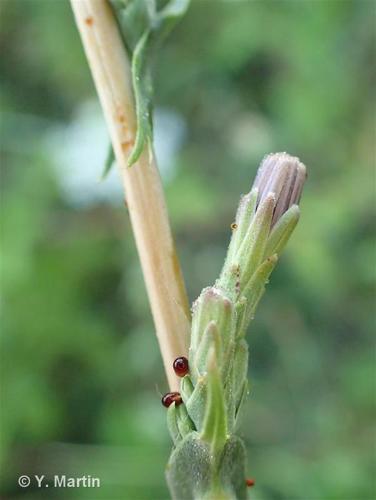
[70,0,190,391]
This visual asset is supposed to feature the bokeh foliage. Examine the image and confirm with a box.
[1,0,374,499]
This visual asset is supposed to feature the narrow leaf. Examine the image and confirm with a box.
[127,31,152,166]
[180,375,194,403]
[237,193,275,289]
[185,375,207,430]
[222,188,258,269]
[201,347,227,456]
[237,254,278,336]
[264,204,300,258]
[176,404,195,438]
[101,143,115,180]
[167,403,182,445]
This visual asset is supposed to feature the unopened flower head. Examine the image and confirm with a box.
[252,152,307,226]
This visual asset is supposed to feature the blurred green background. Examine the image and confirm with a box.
[1,0,375,499]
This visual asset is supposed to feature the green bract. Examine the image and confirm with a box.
[166,153,307,499]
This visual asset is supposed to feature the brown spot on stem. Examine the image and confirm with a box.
[118,114,125,123]
[85,16,94,26]
[246,478,255,487]
[121,140,134,152]
[231,222,238,230]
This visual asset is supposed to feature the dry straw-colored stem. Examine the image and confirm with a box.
[71,0,190,391]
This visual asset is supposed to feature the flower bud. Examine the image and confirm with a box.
[253,152,306,227]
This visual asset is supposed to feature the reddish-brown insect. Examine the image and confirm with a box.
[161,392,182,408]
[245,478,255,487]
[173,356,189,377]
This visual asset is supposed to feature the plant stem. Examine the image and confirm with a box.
[70,0,190,391]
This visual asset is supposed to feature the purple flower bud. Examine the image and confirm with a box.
[253,152,307,226]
